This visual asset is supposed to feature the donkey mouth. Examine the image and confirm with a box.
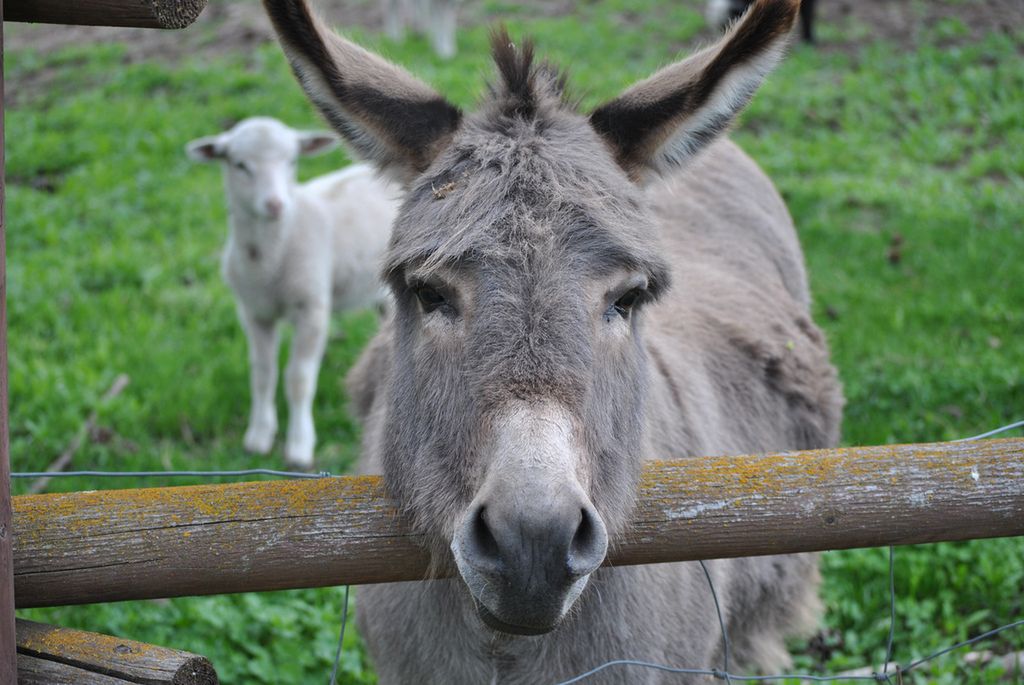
[476,604,559,636]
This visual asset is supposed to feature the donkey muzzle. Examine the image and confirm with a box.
[452,482,608,635]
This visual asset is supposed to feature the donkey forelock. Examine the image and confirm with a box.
[383,32,670,302]
[487,27,572,120]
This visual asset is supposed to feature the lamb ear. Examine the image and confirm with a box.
[262,0,462,184]
[186,135,226,162]
[589,0,798,181]
[298,132,339,156]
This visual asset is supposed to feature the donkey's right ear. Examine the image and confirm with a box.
[263,0,463,185]
[186,135,226,162]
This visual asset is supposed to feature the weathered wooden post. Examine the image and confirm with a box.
[0,1,20,680]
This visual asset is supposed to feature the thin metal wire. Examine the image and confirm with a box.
[328,585,351,685]
[555,419,1024,684]
[11,418,1019,482]
[8,420,1022,682]
[10,468,333,479]
[557,626,1024,684]
[557,659,887,683]
[882,546,896,676]
[954,419,1024,442]
[556,659,729,684]
[700,560,733,684]
[901,619,1024,673]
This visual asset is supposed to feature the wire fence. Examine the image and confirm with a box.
[11,419,1024,684]
[11,468,333,480]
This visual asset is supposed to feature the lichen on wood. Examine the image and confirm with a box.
[12,438,1024,608]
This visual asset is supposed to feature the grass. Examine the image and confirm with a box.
[5,1,1023,683]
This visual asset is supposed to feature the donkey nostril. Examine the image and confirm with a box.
[568,507,607,577]
[470,506,500,563]
[570,508,594,556]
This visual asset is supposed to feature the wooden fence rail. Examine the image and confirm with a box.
[6,0,207,28]
[12,438,1024,609]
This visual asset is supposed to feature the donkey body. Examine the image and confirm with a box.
[264,0,842,681]
[352,140,839,683]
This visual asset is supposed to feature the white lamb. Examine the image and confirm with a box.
[187,116,399,469]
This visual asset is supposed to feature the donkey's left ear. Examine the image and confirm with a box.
[263,0,462,184]
[590,0,798,181]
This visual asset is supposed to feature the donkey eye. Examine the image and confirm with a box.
[414,285,448,314]
[607,287,644,321]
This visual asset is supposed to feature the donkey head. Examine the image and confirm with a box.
[264,0,799,635]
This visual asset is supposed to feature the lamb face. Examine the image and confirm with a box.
[187,117,336,222]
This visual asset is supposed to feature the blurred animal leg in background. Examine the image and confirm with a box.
[283,302,329,469]
[239,308,280,455]
[383,0,414,41]
[800,0,816,43]
[424,0,459,59]
[383,0,460,58]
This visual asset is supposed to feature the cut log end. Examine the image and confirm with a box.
[150,0,208,30]
[173,657,219,685]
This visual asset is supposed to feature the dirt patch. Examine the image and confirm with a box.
[4,0,587,62]
[817,0,1023,53]
[6,170,63,193]
[3,0,580,105]
[10,0,1022,61]
[5,1,275,106]
[7,1,290,65]
[5,0,1022,103]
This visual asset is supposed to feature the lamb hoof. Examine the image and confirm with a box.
[244,425,276,454]
[284,441,315,470]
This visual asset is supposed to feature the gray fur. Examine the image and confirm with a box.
[265,0,843,680]
[348,132,842,682]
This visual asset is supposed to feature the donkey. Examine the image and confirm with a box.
[263,0,843,681]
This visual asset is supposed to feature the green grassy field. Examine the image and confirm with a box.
[6,1,1023,683]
